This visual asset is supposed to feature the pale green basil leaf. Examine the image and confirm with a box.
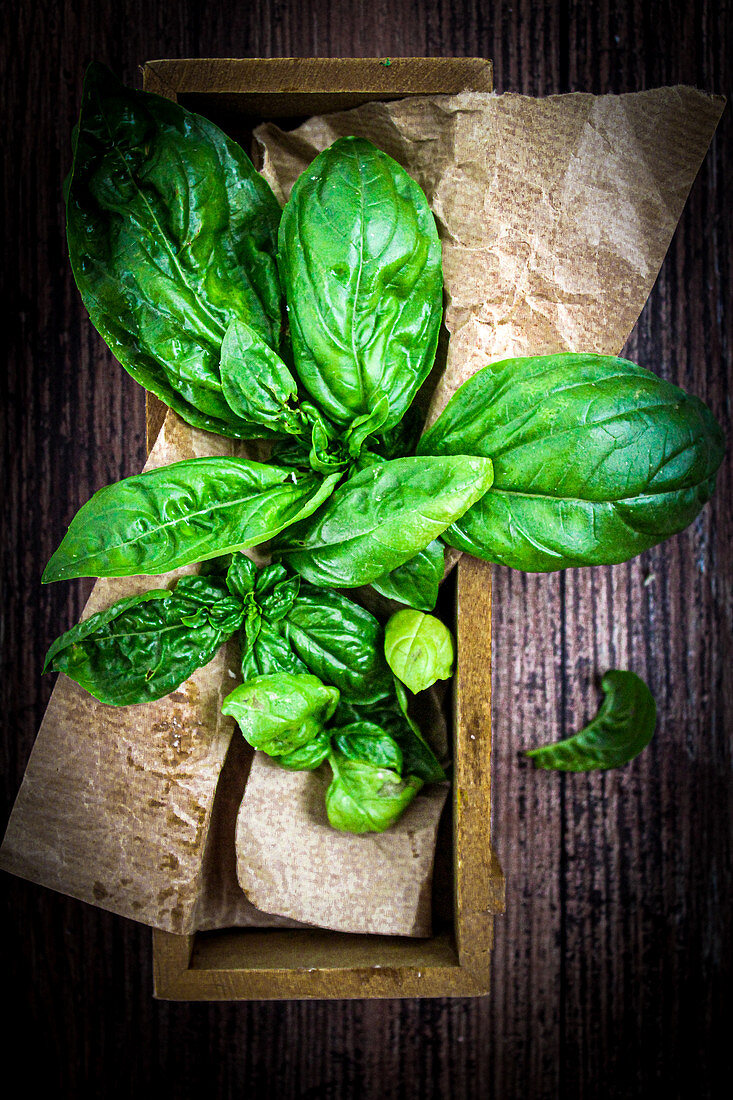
[277,728,332,771]
[277,455,494,587]
[526,670,656,771]
[370,539,445,611]
[326,750,422,833]
[284,585,393,705]
[220,318,303,434]
[43,460,341,582]
[43,577,243,706]
[67,64,284,438]
[418,353,725,571]
[279,137,442,431]
[331,722,404,774]
[384,609,454,693]
[222,672,339,755]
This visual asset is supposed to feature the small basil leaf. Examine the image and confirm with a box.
[325,750,423,834]
[43,577,243,706]
[226,552,258,599]
[418,353,725,571]
[370,539,445,611]
[278,136,443,431]
[331,722,404,774]
[276,454,494,587]
[384,609,454,693]
[284,585,392,705]
[343,392,390,459]
[220,318,303,434]
[42,460,341,581]
[240,621,308,681]
[526,669,657,771]
[67,64,284,438]
[222,672,339,756]
[277,728,332,771]
[256,569,301,622]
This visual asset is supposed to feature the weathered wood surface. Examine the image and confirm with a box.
[1,1,730,1096]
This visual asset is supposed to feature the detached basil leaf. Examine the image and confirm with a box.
[277,454,494,587]
[332,722,404,774]
[284,585,393,705]
[66,64,284,438]
[418,354,725,571]
[220,318,303,434]
[278,136,442,431]
[371,539,445,611]
[241,621,308,680]
[43,460,340,581]
[526,669,656,771]
[385,609,454,693]
[222,672,339,756]
[277,728,331,771]
[43,576,243,706]
[326,750,422,834]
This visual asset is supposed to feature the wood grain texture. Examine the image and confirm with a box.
[2,1,730,1097]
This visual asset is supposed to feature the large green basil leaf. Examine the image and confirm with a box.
[222,673,339,755]
[331,722,404,774]
[326,750,422,833]
[278,136,442,431]
[418,353,725,571]
[526,670,656,771]
[384,609,454,694]
[370,539,445,611]
[43,459,340,581]
[43,576,243,706]
[219,319,303,434]
[66,64,284,438]
[276,455,494,587]
[284,585,393,705]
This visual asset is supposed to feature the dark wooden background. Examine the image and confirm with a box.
[2,1,730,1096]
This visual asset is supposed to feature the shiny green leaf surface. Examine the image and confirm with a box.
[419,354,725,571]
[371,539,445,611]
[332,722,404,774]
[326,750,422,833]
[277,728,332,771]
[222,672,339,756]
[220,318,303,434]
[278,137,442,430]
[526,669,657,771]
[384,609,455,693]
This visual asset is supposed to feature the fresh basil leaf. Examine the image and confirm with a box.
[326,750,422,833]
[284,585,392,705]
[43,576,243,706]
[278,136,442,431]
[254,564,301,622]
[370,539,445,611]
[220,318,304,434]
[343,392,390,459]
[226,552,258,599]
[222,672,339,756]
[240,620,308,681]
[277,728,332,771]
[418,353,725,571]
[43,460,341,581]
[332,722,404,774]
[526,669,656,771]
[384,609,454,693]
[276,454,494,587]
[66,64,285,438]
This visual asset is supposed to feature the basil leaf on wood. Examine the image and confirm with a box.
[332,722,404,774]
[278,136,443,431]
[384,609,455,693]
[220,318,303,434]
[326,750,422,834]
[284,585,392,705]
[43,460,340,581]
[276,454,494,587]
[43,576,244,706]
[371,539,445,611]
[526,670,657,771]
[222,672,339,756]
[66,64,284,438]
[418,353,725,571]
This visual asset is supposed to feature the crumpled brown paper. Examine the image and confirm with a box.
[1,85,722,939]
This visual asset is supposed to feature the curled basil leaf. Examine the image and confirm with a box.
[277,728,331,771]
[66,64,284,438]
[278,136,443,431]
[370,539,445,611]
[42,460,340,581]
[277,454,494,587]
[255,564,301,622]
[222,672,339,756]
[43,576,244,706]
[418,353,725,571]
[220,318,303,435]
[384,609,455,694]
[526,669,656,771]
[326,750,423,834]
[331,722,404,775]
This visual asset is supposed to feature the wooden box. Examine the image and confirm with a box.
[145,56,504,1001]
